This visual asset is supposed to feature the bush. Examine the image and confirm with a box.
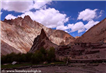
[25,53,33,62]
[1,47,56,64]
[47,47,55,62]
[31,50,44,64]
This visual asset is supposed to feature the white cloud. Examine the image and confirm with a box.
[67,24,74,29]
[71,22,85,32]
[67,20,99,33]
[77,9,97,21]
[5,7,69,29]
[1,0,33,13]
[5,14,16,20]
[19,8,69,28]
[5,11,99,34]
[84,20,99,31]
[56,25,68,30]
[98,10,103,18]
[5,11,100,34]
[33,0,52,9]
[0,12,2,15]
[56,22,85,33]
[1,0,52,13]
[78,28,85,33]
[56,20,100,33]
[56,23,74,31]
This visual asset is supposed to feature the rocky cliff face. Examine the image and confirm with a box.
[75,18,106,43]
[29,29,58,53]
[1,40,20,56]
[1,15,74,55]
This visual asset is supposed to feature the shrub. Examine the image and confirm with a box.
[1,47,56,64]
[31,50,44,64]
[47,47,55,62]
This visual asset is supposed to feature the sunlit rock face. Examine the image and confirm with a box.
[1,15,74,55]
[1,40,20,56]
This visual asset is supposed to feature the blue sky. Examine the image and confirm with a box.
[1,1,106,37]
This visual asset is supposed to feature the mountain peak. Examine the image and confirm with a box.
[29,29,58,53]
[24,15,32,20]
[41,29,47,37]
[1,15,75,55]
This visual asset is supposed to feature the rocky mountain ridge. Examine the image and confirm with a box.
[29,29,58,53]
[1,15,74,55]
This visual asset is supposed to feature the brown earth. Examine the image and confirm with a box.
[2,63,105,73]
[27,64,106,73]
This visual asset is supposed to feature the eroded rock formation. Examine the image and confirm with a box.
[29,29,58,53]
[1,15,74,55]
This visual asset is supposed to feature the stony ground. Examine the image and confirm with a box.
[26,63,106,73]
[2,63,106,73]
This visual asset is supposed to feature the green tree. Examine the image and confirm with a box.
[47,47,55,62]
[40,47,47,55]
[31,50,44,64]
[25,53,33,62]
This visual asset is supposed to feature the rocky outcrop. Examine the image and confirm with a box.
[29,29,58,53]
[1,40,20,56]
[50,30,75,45]
[75,18,106,43]
[1,15,74,55]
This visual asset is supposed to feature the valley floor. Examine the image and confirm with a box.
[2,63,106,73]
[27,63,106,73]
